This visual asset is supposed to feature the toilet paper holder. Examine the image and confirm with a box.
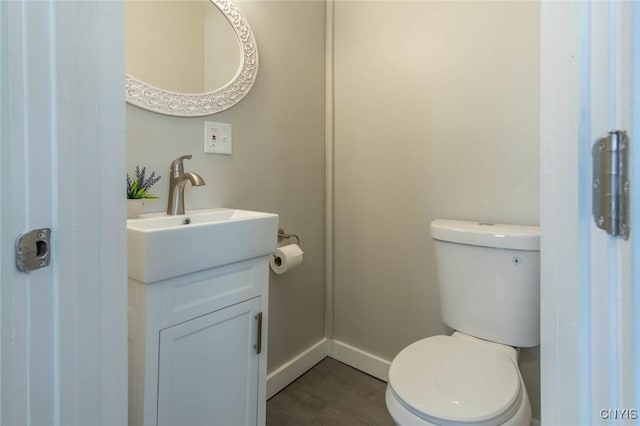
[277,228,301,247]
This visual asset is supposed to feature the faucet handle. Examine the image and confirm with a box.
[170,154,192,174]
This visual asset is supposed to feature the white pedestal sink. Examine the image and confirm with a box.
[127,208,279,283]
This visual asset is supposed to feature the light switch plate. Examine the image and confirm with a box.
[204,121,232,155]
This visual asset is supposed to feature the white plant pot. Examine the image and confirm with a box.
[127,199,145,219]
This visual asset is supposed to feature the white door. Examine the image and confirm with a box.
[157,297,261,426]
[540,1,639,423]
[0,2,127,425]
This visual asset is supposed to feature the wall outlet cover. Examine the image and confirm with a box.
[204,121,232,155]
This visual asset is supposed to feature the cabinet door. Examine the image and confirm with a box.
[157,297,261,426]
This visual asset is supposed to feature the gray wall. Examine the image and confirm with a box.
[332,1,541,419]
[126,0,327,373]
[127,0,543,419]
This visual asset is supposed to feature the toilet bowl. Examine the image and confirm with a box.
[385,219,540,426]
[385,333,530,426]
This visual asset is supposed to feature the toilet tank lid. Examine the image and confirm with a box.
[430,219,540,251]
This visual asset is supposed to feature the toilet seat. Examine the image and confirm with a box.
[387,334,522,425]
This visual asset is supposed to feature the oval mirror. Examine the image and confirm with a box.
[124,0,258,117]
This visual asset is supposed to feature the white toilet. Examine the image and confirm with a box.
[385,219,540,426]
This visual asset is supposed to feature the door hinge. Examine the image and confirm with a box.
[253,312,263,355]
[592,130,630,239]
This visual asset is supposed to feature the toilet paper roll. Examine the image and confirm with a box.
[270,244,304,275]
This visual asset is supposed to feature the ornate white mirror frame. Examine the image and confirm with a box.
[125,0,258,117]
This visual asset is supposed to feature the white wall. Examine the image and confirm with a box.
[332,1,541,419]
[126,0,327,373]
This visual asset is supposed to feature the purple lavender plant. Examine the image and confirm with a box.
[127,166,161,199]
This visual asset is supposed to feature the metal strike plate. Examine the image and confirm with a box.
[592,131,629,239]
[16,228,51,272]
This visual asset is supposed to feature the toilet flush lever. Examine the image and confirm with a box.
[16,228,51,272]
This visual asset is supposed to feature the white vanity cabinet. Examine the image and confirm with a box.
[128,256,269,426]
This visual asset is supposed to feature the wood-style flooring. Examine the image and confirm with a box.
[266,357,395,426]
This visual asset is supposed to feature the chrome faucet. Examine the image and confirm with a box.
[167,155,206,215]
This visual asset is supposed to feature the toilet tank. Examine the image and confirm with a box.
[431,219,540,347]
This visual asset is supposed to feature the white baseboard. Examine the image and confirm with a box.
[266,338,329,399]
[331,339,391,382]
[266,338,391,400]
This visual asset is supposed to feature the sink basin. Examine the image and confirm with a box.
[127,208,279,283]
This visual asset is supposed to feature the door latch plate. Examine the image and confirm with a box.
[16,228,51,272]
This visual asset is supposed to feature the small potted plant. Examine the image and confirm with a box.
[127,166,161,219]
